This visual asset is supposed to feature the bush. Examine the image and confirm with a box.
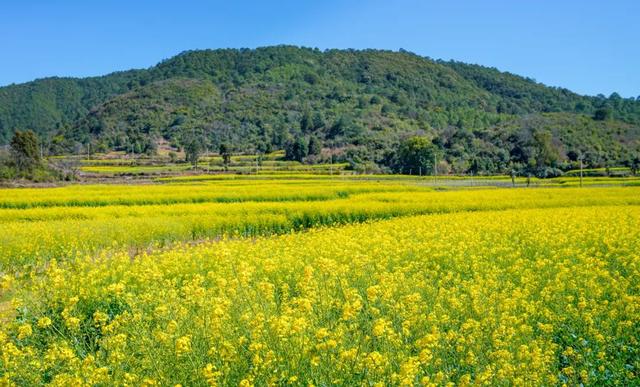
[535,167,564,178]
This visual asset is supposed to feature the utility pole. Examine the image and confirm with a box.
[256,151,261,174]
[330,150,333,176]
[433,154,438,184]
[206,147,209,173]
[579,156,584,188]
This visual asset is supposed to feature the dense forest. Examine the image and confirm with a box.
[0,46,638,175]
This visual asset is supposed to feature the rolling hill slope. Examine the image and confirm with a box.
[0,46,638,173]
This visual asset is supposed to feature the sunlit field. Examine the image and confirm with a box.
[74,151,351,176]
[1,176,639,385]
[2,177,640,270]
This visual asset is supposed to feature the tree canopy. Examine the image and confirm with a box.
[10,130,40,172]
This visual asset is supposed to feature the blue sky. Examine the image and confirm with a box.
[1,0,638,97]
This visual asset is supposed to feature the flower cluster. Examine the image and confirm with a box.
[2,179,638,270]
[1,200,638,385]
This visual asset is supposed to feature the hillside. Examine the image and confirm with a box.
[0,46,638,173]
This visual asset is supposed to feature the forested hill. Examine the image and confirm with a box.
[0,46,638,174]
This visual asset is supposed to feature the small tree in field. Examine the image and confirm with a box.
[10,130,41,173]
[394,136,438,175]
[185,138,202,168]
[219,143,232,171]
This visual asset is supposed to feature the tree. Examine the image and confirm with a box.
[10,130,40,173]
[185,138,202,168]
[285,136,308,162]
[531,130,559,170]
[219,143,232,170]
[49,157,80,181]
[307,136,322,157]
[521,134,560,178]
[393,136,438,175]
[508,161,522,186]
[300,111,313,133]
[312,112,325,129]
[303,72,318,85]
[626,153,640,176]
[510,129,560,178]
[593,108,611,121]
[329,115,351,138]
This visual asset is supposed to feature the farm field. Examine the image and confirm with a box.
[2,177,640,270]
[60,152,640,183]
[70,151,352,176]
[0,176,639,385]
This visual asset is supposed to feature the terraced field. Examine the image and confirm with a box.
[74,151,350,176]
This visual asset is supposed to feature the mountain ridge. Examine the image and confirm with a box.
[0,45,638,173]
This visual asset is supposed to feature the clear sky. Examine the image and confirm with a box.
[1,0,638,97]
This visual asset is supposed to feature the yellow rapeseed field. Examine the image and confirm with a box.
[1,179,639,270]
[0,178,639,385]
